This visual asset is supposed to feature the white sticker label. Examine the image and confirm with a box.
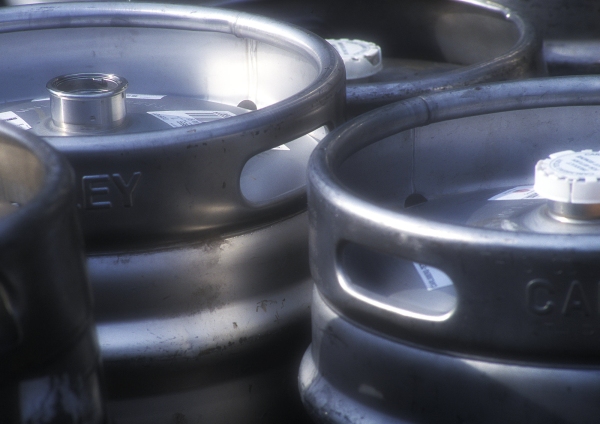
[0,111,31,130]
[489,185,542,201]
[127,94,166,100]
[148,110,236,127]
[413,263,453,291]
[31,97,49,102]
[549,151,600,177]
[271,144,290,151]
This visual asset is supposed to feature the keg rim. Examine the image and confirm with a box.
[344,0,540,114]
[312,76,600,254]
[0,121,74,243]
[0,2,344,151]
[46,73,128,100]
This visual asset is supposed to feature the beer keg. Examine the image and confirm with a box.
[0,122,104,423]
[302,76,600,423]
[0,3,345,422]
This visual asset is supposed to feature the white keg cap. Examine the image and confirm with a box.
[326,38,382,80]
[534,150,600,204]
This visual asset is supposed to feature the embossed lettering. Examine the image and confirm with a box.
[82,175,111,210]
[526,278,599,317]
[562,281,591,317]
[82,172,142,210]
[527,279,554,315]
[111,172,141,207]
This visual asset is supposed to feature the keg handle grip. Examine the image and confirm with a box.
[314,190,467,322]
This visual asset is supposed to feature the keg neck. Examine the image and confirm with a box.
[547,201,600,222]
[46,73,128,132]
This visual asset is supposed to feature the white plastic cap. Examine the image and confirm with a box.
[327,39,382,80]
[534,150,600,204]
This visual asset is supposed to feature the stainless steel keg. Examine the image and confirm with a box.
[0,3,345,422]
[302,76,600,423]
[194,0,542,116]
[0,122,104,423]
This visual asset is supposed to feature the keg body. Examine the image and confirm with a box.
[0,4,345,422]
[303,76,600,423]
[0,122,104,423]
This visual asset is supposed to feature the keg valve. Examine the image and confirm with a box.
[534,150,600,220]
[46,73,128,132]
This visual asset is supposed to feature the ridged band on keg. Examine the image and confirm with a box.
[300,290,600,424]
[47,73,128,132]
[326,39,382,80]
[308,76,600,362]
[534,150,600,204]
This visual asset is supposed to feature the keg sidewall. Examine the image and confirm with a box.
[300,287,600,424]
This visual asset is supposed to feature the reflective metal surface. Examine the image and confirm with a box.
[183,0,542,116]
[0,122,104,423]
[0,3,344,243]
[301,289,600,424]
[0,3,345,422]
[303,76,600,423]
[47,73,128,132]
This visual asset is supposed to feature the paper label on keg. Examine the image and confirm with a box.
[127,94,166,100]
[0,111,31,130]
[413,263,453,291]
[148,110,236,127]
[489,185,542,201]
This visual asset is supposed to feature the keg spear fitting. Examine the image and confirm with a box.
[47,73,128,132]
[534,150,600,221]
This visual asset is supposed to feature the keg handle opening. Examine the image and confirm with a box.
[46,73,128,133]
[333,241,457,322]
[239,123,332,208]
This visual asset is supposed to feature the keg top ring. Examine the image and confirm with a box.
[308,76,600,362]
[46,73,128,99]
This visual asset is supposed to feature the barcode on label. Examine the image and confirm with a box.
[148,110,237,128]
[413,263,453,291]
[127,94,166,100]
[0,111,32,130]
[489,185,542,201]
